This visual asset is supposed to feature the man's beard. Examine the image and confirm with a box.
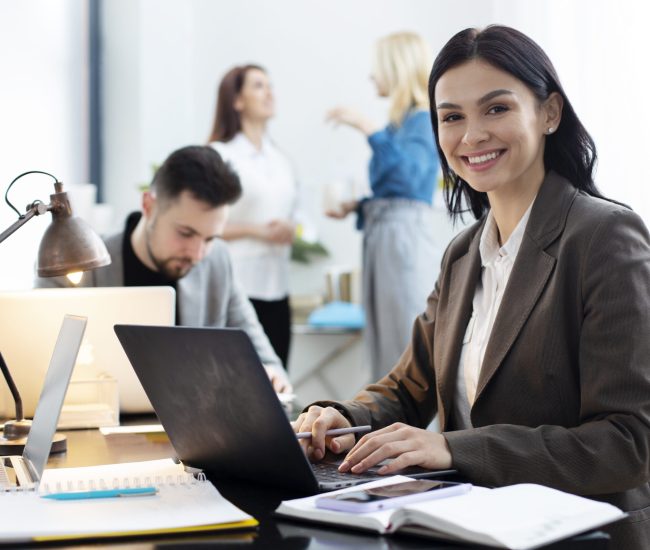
[145,228,194,280]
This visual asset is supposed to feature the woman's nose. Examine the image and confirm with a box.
[462,120,489,146]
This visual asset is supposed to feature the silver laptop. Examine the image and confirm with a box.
[1,315,87,489]
[0,287,175,416]
[114,325,456,494]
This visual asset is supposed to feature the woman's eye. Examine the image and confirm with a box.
[441,113,462,123]
[487,105,509,115]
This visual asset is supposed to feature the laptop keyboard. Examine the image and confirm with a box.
[311,461,377,484]
[0,460,14,490]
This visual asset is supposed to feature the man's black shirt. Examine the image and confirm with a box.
[122,212,179,321]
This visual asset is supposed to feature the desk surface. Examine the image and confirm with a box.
[44,425,609,550]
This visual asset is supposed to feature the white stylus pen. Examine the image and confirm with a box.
[295,425,371,440]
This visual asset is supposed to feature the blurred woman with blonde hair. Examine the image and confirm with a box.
[327,31,439,380]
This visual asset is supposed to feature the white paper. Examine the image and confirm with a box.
[99,424,165,435]
[0,459,254,542]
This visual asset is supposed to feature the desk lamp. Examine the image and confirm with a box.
[0,171,111,454]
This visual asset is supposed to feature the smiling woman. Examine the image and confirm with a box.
[434,60,562,242]
[294,24,650,550]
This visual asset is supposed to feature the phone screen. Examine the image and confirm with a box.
[334,480,454,503]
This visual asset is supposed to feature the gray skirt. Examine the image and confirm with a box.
[362,198,438,381]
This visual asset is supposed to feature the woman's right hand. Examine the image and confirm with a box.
[292,405,355,461]
[325,200,358,220]
[326,107,378,136]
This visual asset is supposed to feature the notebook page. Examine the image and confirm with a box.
[0,459,256,542]
[403,483,624,549]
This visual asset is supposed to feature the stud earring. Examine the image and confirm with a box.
[547,127,554,134]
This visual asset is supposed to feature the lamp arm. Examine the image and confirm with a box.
[0,202,49,245]
[0,352,23,421]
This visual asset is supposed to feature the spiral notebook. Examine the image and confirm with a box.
[0,458,257,543]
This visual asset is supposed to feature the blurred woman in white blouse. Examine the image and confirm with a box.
[209,65,298,369]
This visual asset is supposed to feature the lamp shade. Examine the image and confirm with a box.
[37,189,111,277]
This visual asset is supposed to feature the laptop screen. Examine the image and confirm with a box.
[23,315,87,481]
[0,287,175,416]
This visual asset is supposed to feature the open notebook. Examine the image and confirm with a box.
[276,476,625,549]
[0,458,257,542]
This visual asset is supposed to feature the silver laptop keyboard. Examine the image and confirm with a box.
[0,459,15,490]
[0,457,36,490]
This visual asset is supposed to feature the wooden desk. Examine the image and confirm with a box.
[43,426,610,549]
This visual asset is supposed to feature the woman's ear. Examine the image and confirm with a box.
[543,92,563,134]
[233,94,244,113]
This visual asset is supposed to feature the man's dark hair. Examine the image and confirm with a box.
[150,145,242,207]
[428,25,612,221]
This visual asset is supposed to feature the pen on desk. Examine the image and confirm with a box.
[295,425,371,440]
[41,486,158,500]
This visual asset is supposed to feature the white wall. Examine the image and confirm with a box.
[0,0,88,290]
[101,0,496,297]
[487,0,650,221]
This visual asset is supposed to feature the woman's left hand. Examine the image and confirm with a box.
[338,422,453,475]
[326,106,379,136]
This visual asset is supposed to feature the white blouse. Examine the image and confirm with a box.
[453,200,535,429]
[211,133,298,300]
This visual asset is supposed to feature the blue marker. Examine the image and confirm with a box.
[41,486,158,500]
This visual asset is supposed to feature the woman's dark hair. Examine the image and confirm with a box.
[207,64,266,143]
[429,25,607,221]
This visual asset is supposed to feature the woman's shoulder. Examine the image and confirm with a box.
[208,139,232,158]
[570,191,643,229]
[209,133,246,154]
[564,192,650,253]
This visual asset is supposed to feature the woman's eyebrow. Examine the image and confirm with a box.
[436,89,515,110]
[477,89,514,105]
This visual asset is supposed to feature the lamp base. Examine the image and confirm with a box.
[1,418,67,454]
[0,432,67,455]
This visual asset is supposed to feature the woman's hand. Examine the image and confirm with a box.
[223,221,294,244]
[292,405,355,461]
[263,365,292,394]
[325,199,359,219]
[259,220,295,244]
[326,106,379,136]
[338,422,453,475]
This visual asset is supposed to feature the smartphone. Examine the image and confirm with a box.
[314,479,471,513]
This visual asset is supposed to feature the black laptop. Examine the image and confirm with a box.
[114,325,455,494]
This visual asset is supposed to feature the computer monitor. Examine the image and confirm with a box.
[0,287,175,418]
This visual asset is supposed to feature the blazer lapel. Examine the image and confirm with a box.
[474,172,578,402]
[436,226,483,430]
